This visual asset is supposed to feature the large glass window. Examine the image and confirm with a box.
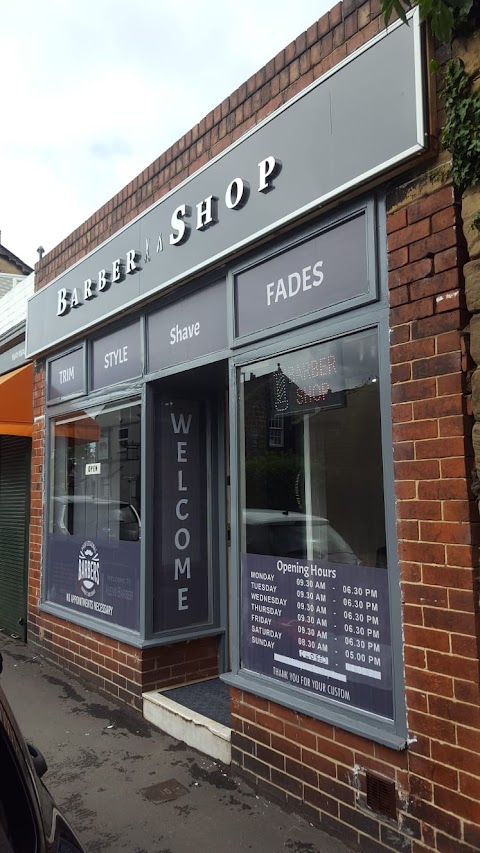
[46,400,141,632]
[239,329,393,718]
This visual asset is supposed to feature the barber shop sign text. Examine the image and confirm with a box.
[56,156,280,317]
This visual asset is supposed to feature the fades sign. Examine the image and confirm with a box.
[235,212,369,338]
[26,14,425,356]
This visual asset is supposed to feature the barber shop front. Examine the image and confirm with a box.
[30,187,398,737]
[26,7,480,849]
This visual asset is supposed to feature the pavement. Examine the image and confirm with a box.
[0,633,354,853]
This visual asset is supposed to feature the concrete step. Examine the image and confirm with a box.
[142,689,232,765]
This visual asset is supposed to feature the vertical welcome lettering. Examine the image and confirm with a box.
[170,411,192,612]
[154,398,209,632]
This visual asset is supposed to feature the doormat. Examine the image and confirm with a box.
[141,778,189,803]
[162,678,230,727]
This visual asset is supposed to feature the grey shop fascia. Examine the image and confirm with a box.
[26,12,425,359]
[55,156,280,318]
[28,13,425,747]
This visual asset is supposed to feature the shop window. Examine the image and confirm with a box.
[239,329,393,719]
[45,400,141,632]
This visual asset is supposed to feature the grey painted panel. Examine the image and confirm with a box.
[147,280,228,372]
[92,321,142,390]
[153,398,210,632]
[235,213,368,338]
[26,16,424,357]
[0,342,26,376]
[47,346,86,401]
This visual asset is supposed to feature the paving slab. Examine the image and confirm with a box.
[0,633,354,853]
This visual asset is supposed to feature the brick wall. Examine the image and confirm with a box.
[230,182,480,852]
[28,1,480,849]
[28,612,218,711]
[390,182,480,853]
[231,689,413,851]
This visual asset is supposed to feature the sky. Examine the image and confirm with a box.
[1,1,334,269]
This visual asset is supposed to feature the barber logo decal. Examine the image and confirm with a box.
[78,540,100,597]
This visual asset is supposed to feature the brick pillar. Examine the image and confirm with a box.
[388,181,480,852]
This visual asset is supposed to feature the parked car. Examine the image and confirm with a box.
[52,495,141,542]
[244,508,360,563]
[0,652,85,852]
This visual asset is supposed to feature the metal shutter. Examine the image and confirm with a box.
[0,436,31,640]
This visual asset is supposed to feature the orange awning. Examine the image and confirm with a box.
[55,416,100,442]
[0,363,33,437]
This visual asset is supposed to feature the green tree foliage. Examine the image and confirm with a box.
[441,58,480,191]
[380,0,474,42]
[380,0,480,191]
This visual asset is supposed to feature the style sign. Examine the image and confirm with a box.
[147,280,228,372]
[235,213,370,338]
[47,346,85,401]
[91,322,142,390]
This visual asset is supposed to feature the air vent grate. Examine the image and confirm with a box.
[366,772,397,819]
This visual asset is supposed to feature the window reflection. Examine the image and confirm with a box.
[240,329,386,570]
[50,401,141,543]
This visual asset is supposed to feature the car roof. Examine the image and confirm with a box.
[244,509,329,524]
[53,496,129,506]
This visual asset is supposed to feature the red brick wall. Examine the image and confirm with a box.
[28,610,218,711]
[28,1,480,849]
[389,183,480,853]
[230,184,480,853]
[231,690,413,850]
